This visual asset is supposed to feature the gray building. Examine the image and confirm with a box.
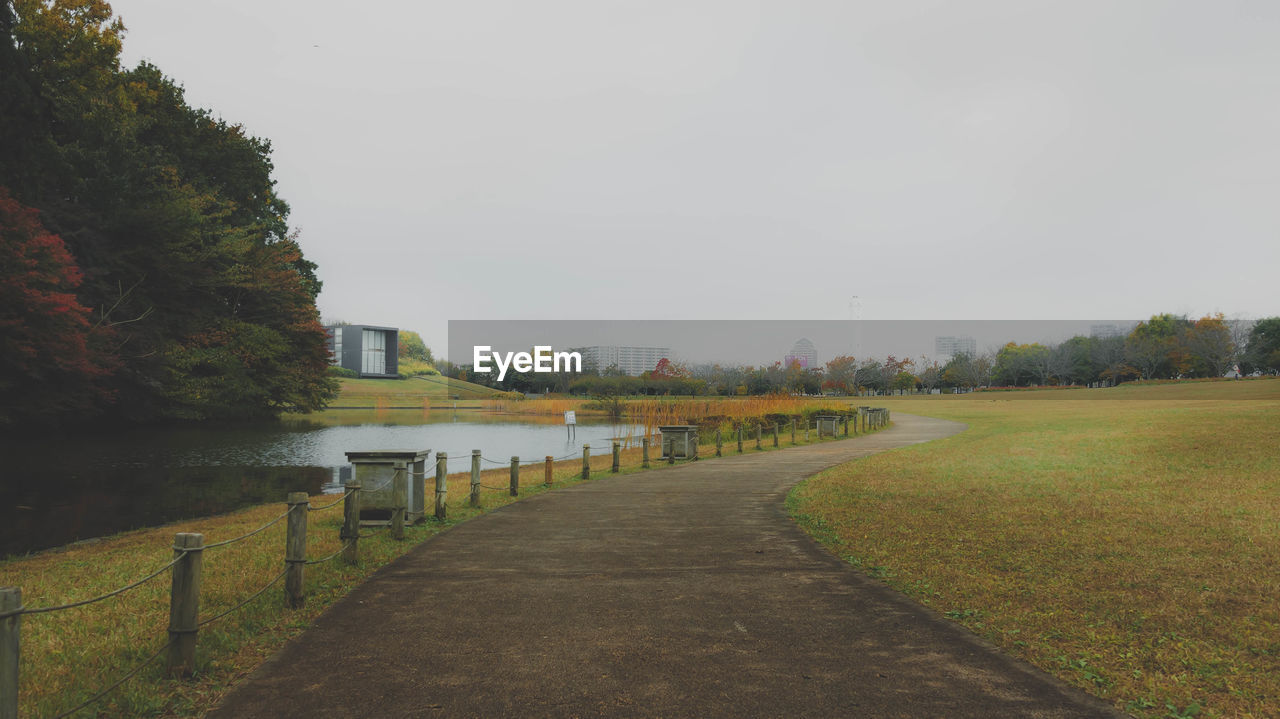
[785,337,818,369]
[576,345,671,376]
[935,335,977,359]
[327,325,399,378]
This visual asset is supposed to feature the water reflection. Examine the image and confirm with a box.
[0,411,635,557]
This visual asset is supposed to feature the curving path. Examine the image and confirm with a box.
[210,413,1123,718]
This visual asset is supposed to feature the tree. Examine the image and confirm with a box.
[1182,314,1235,378]
[1125,314,1192,380]
[0,188,113,425]
[398,330,433,363]
[916,356,942,393]
[823,355,857,395]
[1242,317,1280,375]
[0,1,336,423]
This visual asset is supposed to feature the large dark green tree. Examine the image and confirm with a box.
[0,0,335,424]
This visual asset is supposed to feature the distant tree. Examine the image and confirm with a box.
[916,356,943,393]
[1125,314,1192,380]
[0,189,114,425]
[398,330,433,363]
[1241,317,1280,375]
[1182,314,1235,378]
[823,355,858,395]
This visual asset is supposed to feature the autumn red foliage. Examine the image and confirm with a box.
[0,188,113,425]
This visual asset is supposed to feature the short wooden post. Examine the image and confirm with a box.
[285,492,308,609]
[844,416,850,436]
[668,444,675,464]
[790,420,796,444]
[545,456,553,487]
[391,466,407,540]
[642,437,650,468]
[167,532,203,677]
[341,480,361,565]
[1,587,19,719]
[510,457,520,495]
[805,421,810,442]
[611,441,621,473]
[736,426,743,453]
[582,444,590,479]
[772,424,779,447]
[470,450,481,507]
[755,424,762,450]
[715,428,722,457]
[435,453,448,520]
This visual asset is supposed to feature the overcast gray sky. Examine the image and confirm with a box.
[111,1,1278,355]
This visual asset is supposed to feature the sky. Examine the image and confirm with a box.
[110,1,1279,357]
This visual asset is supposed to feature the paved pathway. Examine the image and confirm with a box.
[211,414,1124,718]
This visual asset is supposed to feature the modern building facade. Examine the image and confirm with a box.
[784,338,818,369]
[935,335,977,359]
[576,345,671,376]
[327,325,399,378]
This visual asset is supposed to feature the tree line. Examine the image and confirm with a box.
[0,0,335,428]
[444,314,1280,396]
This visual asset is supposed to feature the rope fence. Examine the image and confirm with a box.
[0,408,891,718]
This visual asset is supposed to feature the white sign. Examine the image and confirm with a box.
[564,410,576,425]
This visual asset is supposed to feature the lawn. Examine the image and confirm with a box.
[324,375,505,409]
[792,378,1280,718]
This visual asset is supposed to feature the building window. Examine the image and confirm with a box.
[362,329,386,375]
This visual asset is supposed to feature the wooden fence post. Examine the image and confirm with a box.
[755,424,761,450]
[510,457,520,496]
[582,445,590,479]
[470,450,481,507]
[285,492,308,609]
[341,480,361,565]
[642,437,650,468]
[611,441,621,473]
[715,428,722,457]
[844,416,850,437]
[435,453,448,520]
[772,424,779,447]
[1,587,18,719]
[545,456,553,487]
[790,420,796,444]
[736,425,743,453]
[805,421,810,442]
[167,532,203,677]
[391,466,407,540]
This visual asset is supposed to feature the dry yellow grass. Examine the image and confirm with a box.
[793,380,1280,718]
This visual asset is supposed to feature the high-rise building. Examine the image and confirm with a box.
[576,346,671,376]
[784,338,818,369]
[935,335,977,358]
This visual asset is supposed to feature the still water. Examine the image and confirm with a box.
[0,410,639,557]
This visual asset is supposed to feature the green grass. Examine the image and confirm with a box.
[320,375,506,410]
[791,378,1280,718]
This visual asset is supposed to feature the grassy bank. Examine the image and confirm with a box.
[324,375,507,410]
[793,378,1280,718]
[0,411,878,717]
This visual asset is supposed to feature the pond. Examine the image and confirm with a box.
[0,410,640,557]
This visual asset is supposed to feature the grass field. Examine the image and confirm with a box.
[0,413,875,717]
[323,375,505,409]
[792,378,1280,718]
